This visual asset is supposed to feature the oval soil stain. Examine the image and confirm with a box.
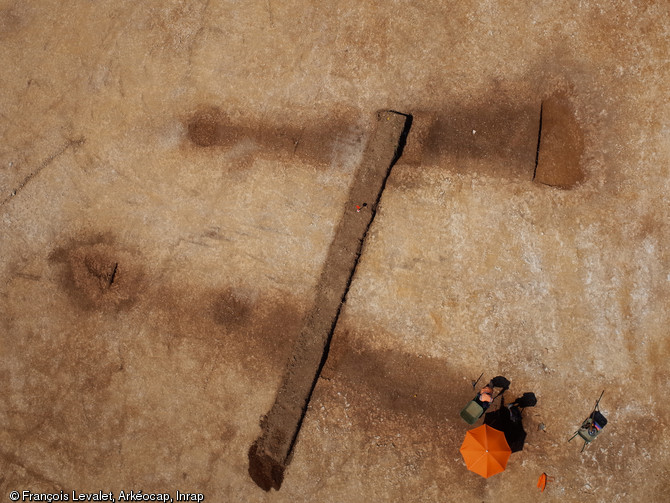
[210,288,252,328]
[49,236,146,312]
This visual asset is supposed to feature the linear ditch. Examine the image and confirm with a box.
[248,110,412,491]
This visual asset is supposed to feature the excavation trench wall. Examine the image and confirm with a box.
[248,110,411,491]
[533,91,585,188]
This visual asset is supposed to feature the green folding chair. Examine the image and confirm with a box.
[569,391,607,452]
[460,400,485,425]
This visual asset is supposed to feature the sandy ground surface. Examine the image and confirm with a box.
[1,1,669,502]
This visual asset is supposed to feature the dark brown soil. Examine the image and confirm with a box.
[247,441,285,491]
[396,99,539,179]
[187,107,231,147]
[205,289,305,371]
[210,288,252,328]
[423,101,539,166]
[47,231,305,372]
[134,278,306,376]
[534,91,585,188]
[321,329,467,425]
[49,235,146,312]
[248,111,411,491]
[184,106,364,167]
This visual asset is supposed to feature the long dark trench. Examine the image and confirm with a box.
[248,110,413,491]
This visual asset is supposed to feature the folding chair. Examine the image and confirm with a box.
[569,391,607,452]
[460,400,485,425]
[460,376,507,425]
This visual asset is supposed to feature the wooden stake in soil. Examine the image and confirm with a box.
[248,110,412,491]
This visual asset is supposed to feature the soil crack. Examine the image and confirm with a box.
[1,136,86,207]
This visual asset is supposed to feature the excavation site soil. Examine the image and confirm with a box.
[1,1,669,502]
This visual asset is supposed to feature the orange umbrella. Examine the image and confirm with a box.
[460,424,511,478]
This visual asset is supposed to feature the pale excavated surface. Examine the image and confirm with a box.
[1,1,669,502]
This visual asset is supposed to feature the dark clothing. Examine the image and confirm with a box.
[483,394,536,453]
[484,406,527,452]
[489,376,511,390]
[508,404,522,423]
[512,392,537,408]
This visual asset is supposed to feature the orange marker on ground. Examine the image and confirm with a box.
[537,472,554,492]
